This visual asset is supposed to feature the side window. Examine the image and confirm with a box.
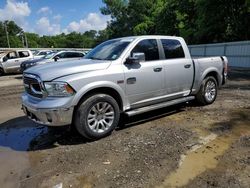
[57,52,66,58]
[18,51,29,58]
[65,52,84,58]
[76,52,84,57]
[131,39,159,61]
[161,39,185,59]
[39,51,47,55]
[7,52,18,59]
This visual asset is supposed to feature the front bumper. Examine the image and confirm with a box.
[22,93,74,126]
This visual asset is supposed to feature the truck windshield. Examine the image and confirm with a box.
[85,39,133,60]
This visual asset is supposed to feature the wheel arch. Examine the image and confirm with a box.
[200,68,222,88]
[204,71,219,85]
[72,81,127,112]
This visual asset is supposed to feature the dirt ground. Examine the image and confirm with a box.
[0,70,249,188]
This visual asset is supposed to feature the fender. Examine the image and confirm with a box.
[72,81,128,111]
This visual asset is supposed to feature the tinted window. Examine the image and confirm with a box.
[65,52,84,58]
[18,51,29,58]
[161,39,185,59]
[57,52,66,58]
[131,39,159,61]
[75,52,84,57]
[39,51,47,55]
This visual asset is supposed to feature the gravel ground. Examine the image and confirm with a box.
[0,70,249,188]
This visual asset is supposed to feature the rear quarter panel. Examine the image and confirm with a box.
[191,57,224,94]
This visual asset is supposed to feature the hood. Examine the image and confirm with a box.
[24,59,111,81]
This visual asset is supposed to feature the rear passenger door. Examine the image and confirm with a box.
[124,39,165,108]
[161,39,194,98]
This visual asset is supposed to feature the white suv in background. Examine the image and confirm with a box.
[0,50,33,75]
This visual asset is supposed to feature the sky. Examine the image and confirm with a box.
[0,0,111,35]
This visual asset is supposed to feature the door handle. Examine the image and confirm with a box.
[184,64,191,68]
[127,77,136,84]
[153,67,162,72]
[15,60,19,62]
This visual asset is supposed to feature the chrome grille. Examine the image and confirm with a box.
[23,74,43,98]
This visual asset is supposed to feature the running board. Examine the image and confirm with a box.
[125,96,195,116]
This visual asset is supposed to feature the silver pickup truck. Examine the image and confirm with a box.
[22,36,228,139]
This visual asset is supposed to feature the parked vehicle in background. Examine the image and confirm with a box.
[22,35,228,140]
[33,50,53,59]
[0,50,33,75]
[20,50,86,71]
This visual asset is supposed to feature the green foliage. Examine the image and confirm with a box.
[101,0,250,44]
[0,21,23,47]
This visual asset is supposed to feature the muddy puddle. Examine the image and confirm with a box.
[0,125,48,151]
[0,124,66,188]
[157,119,250,188]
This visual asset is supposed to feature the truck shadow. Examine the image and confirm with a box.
[228,69,250,81]
[0,104,186,152]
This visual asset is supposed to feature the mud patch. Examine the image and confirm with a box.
[158,109,250,188]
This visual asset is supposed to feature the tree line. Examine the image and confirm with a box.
[0,21,99,48]
[101,0,250,44]
[0,0,249,48]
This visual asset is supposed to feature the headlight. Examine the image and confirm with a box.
[44,82,75,97]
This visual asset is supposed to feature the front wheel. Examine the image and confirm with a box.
[74,94,120,140]
[196,76,218,105]
[0,68,4,76]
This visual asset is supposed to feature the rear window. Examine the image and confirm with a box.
[161,39,185,59]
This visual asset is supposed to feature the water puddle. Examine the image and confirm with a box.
[157,122,250,188]
[0,125,47,151]
[0,125,48,187]
[0,123,69,187]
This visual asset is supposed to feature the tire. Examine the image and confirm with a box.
[74,94,120,140]
[196,76,218,105]
[0,68,4,76]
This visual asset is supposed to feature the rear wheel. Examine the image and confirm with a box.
[74,94,120,140]
[196,76,218,105]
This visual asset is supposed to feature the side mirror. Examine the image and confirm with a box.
[54,56,59,62]
[125,52,145,64]
[2,56,8,62]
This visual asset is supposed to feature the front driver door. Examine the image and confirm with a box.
[2,51,19,73]
[123,39,165,109]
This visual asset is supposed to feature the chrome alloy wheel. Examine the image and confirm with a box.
[87,102,115,133]
[205,80,216,102]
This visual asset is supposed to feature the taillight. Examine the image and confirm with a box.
[221,56,228,75]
